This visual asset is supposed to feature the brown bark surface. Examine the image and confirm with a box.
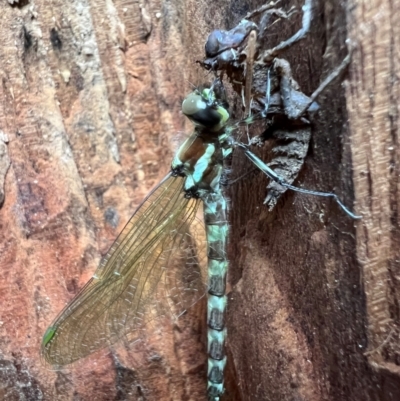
[228,0,400,400]
[0,0,398,401]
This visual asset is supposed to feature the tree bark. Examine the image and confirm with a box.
[0,0,398,401]
[228,0,400,400]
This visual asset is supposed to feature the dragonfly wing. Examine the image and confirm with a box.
[42,174,206,367]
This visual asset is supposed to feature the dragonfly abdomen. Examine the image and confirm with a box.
[204,192,228,400]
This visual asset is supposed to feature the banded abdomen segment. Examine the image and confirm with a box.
[203,192,228,400]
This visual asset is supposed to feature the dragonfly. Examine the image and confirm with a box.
[42,7,362,401]
[41,79,232,400]
[41,74,359,400]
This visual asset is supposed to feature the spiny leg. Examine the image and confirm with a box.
[236,60,359,218]
[237,67,361,219]
[260,0,313,63]
[243,0,283,20]
[229,112,359,219]
[237,143,361,219]
[256,5,297,46]
[206,1,358,219]
[229,136,359,219]
[222,73,360,219]
[244,0,296,32]
[252,0,351,122]
[293,47,352,118]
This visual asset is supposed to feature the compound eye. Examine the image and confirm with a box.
[182,92,222,128]
[182,93,206,115]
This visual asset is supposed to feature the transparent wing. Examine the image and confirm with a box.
[42,173,207,367]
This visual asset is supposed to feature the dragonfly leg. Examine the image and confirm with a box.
[292,48,352,118]
[244,0,296,35]
[243,0,284,20]
[237,143,361,219]
[260,0,313,63]
[205,0,357,218]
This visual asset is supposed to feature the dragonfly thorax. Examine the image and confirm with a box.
[172,135,224,198]
[171,81,231,197]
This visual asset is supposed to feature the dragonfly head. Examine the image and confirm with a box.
[182,80,229,132]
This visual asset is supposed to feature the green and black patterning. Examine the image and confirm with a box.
[176,81,231,399]
[42,79,232,401]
